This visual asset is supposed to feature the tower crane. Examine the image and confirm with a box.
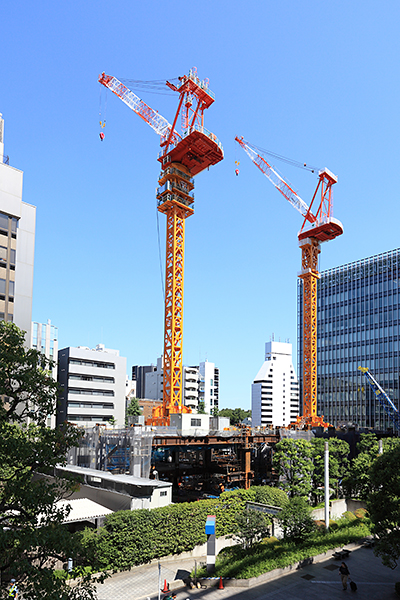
[99,69,223,425]
[235,136,343,428]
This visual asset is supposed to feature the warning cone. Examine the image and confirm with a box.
[218,576,224,590]
[162,579,169,593]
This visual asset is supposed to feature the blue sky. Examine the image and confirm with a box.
[2,1,400,409]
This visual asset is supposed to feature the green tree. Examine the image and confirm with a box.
[310,438,350,504]
[277,496,316,543]
[368,445,400,569]
[197,401,206,414]
[219,408,251,426]
[253,485,289,508]
[342,434,400,500]
[272,438,313,498]
[0,322,97,600]
[126,397,142,423]
[231,509,271,549]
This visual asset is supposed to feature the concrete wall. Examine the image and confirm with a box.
[311,498,366,522]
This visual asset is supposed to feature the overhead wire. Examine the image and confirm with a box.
[119,77,180,97]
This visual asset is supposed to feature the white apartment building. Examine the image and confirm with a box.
[198,360,219,414]
[140,357,219,413]
[0,113,36,342]
[57,344,127,428]
[183,365,199,410]
[252,341,299,427]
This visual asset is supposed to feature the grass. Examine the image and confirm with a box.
[195,515,371,580]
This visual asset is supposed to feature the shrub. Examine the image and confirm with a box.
[342,511,357,521]
[277,497,316,543]
[354,507,368,519]
[77,487,265,571]
[253,485,289,508]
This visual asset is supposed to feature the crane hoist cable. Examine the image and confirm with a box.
[240,139,321,174]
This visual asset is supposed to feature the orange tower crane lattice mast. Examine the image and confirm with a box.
[99,69,223,425]
[235,137,343,428]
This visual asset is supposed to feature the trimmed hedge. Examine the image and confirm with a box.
[78,486,278,571]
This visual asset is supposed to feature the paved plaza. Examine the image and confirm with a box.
[95,544,400,600]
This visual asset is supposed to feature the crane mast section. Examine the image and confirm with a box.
[98,73,179,145]
[235,137,313,222]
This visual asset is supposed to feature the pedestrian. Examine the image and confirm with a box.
[8,579,18,599]
[339,561,350,590]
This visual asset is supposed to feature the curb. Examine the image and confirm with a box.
[197,541,364,588]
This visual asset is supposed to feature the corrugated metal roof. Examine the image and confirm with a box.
[56,498,113,523]
[57,464,172,488]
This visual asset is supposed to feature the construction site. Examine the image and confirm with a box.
[62,67,400,506]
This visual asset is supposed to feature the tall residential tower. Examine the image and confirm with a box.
[252,341,299,427]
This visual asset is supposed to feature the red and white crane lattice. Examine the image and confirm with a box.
[235,136,343,428]
[99,69,223,425]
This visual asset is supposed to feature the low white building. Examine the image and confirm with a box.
[56,465,172,511]
[252,341,299,427]
[57,344,127,428]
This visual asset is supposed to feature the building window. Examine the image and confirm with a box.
[68,387,115,396]
[191,418,201,427]
[160,491,167,497]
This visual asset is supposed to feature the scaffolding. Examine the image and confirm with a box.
[66,426,155,479]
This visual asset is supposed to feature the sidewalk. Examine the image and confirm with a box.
[95,544,400,600]
[95,555,204,600]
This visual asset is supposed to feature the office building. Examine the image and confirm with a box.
[132,364,156,399]
[31,319,59,427]
[144,356,164,402]
[298,248,400,430]
[0,113,35,342]
[252,341,300,427]
[57,344,127,428]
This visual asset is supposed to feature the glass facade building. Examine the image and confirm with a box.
[298,248,400,431]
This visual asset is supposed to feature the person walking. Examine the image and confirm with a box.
[8,579,18,599]
[339,562,350,590]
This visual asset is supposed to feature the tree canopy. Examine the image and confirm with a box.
[218,408,251,426]
[272,438,313,498]
[126,397,142,417]
[0,322,98,600]
[277,496,316,542]
[342,434,400,500]
[310,438,350,503]
[368,444,400,569]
